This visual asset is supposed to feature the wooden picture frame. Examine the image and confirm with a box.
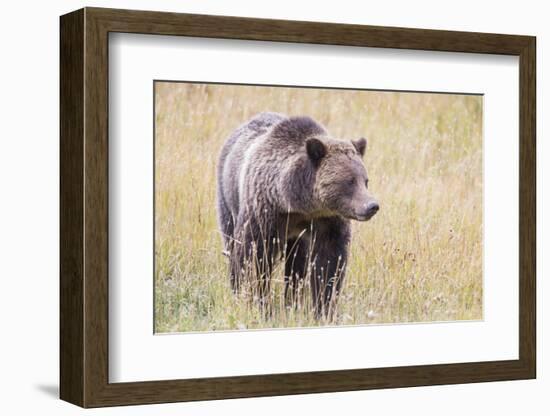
[60,7,536,408]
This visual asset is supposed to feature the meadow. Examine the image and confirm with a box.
[154,82,483,333]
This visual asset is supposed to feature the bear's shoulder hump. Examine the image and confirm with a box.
[270,116,327,141]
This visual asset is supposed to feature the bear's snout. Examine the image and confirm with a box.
[356,200,379,221]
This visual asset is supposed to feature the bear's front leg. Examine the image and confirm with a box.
[284,237,309,307]
[309,217,351,319]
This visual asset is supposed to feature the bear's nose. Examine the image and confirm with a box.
[362,201,379,220]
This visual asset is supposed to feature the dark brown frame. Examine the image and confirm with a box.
[60,7,536,408]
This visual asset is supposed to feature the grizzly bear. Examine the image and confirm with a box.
[216,112,379,317]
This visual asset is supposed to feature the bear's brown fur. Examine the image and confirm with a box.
[217,112,378,316]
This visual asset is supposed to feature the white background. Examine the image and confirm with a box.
[110,34,519,382]
[0,0,546,414]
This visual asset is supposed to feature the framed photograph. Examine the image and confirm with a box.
[60,7,536,407]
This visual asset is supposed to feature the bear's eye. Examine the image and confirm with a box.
[365,179,369,188]
[347,178,356,187]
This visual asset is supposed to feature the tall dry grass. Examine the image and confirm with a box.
[154,82,483,333]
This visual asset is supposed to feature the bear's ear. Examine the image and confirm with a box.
[352,137,367,157]
[306,138,327,164]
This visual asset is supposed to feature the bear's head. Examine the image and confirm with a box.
[306,136,379,221]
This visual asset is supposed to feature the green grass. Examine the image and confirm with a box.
[154,82,483,333]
